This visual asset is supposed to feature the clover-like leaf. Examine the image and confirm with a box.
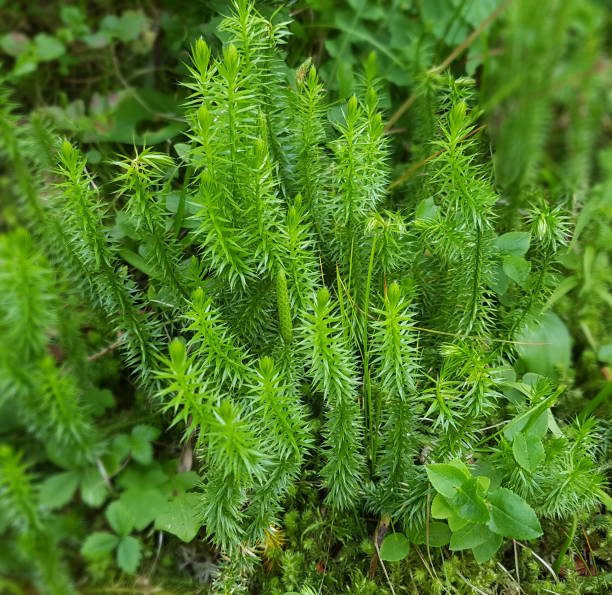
[119,488,168,531]
[106,500,133,537]
[81,532,119,559]
[39,471,80,509]
[80,467,109,507]
[129,424,160,465]
[116,535,141,574]
[154,492,202,543]
[34,34,65,61]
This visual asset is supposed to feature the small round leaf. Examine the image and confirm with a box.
[379,532,411,562]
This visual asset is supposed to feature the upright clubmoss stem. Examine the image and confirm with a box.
[363,234,377,471]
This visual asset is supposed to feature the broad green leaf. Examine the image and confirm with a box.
[547,410,563,438]
[471,460,504,492]
[516,312,571,378]
[154,492,201,543]
[414,521,451,547]
[503,254,531,285]
[431,494,453,519]
[111,211,139,241]
[447,459,471,475]
[130,424,160,465]
[80,467,109,507]
[598,343,612,365]
[174,143,190,159]
[348,0,385,19]
[427,522,451,547]
[472,530,503,563]
[504,408,549,442]
[94,89,186,145]
[132,424,160,443]
[450,523,495,551]
[105,501,133,536]
[112,434,132,460]
[503,389,558,441]
[448,513,468,532]
[487,488,542,540]
[86,149,102,165]
[81,532,119,559]
[119,488,168,531]
[34,34,65,61]
[389,14,420,50]
[476,476,491,494]
[86,388,115,416]
[118,248,156,278]
[449,478,489,523]
[492,365,517,384]
[100,11,148,42]
[524,406,551,438]
[1,32,30,56]
[331,12,406,69]
[512,432,545,472]
[421,0,469,44]
[425,463,470,498]
[496,231,530,256]
[464,0,503,27]
[116,465,168,492]
[415,198,438,221]
[166,471,200,494]
[165,194,200,222]
[60,6,85,28]
[39,471,80,509]
[99,450,122,477]
[116,536,141,574]
[83,32,109,49]
[489,263,510,295]
[379,532,411,561]
[12,54,37,77]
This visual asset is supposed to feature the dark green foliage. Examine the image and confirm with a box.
[0,0,610,593]
[0,446,76,594]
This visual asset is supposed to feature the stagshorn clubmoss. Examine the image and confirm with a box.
[0,0,609,592]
